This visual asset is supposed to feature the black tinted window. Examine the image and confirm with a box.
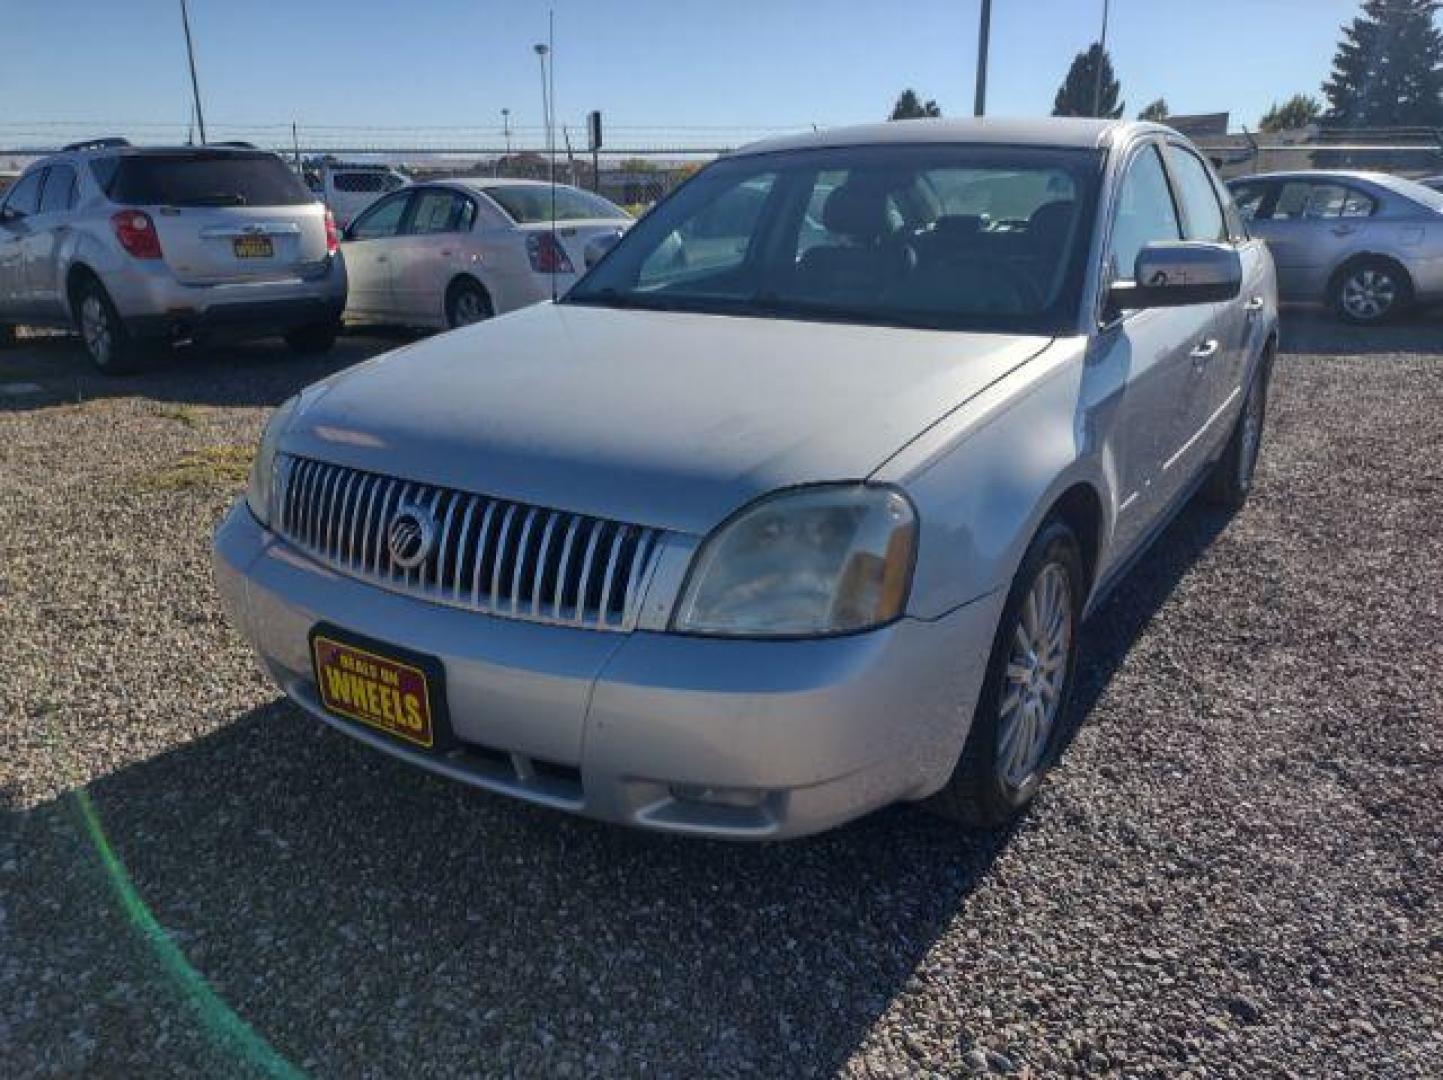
[39,164,78,213]
[3,170,44,218]
[101,152,312,207]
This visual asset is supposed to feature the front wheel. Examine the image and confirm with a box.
[926,519,1084,828]
[284,319,340,354]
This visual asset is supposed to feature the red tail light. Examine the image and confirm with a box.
[324,209,340,254]
[111,211,163,259]
[527,231,574,274]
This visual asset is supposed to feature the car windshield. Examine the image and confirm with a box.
[567,144,1103,333]
[96,151,314,207]
[483,184,630,223]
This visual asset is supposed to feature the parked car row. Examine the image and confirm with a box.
[215,117,1281,838]
[0,138,631,370]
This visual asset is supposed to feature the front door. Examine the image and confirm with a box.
[341,190,412,318]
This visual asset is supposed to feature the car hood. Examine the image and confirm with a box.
[285,303,1052,535]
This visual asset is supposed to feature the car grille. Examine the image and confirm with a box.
[275,455,664,631]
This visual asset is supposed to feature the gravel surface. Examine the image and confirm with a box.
[2,316,1440,1077]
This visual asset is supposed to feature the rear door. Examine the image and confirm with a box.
[103,151,328,285]
[340,190,413,317]
[387,187,477,321]
[24,161,79,318]
[1246,179,1377,299]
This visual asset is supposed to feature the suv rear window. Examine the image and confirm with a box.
[94,152,313,207]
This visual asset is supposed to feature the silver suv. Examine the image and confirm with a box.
[0,139,347,373]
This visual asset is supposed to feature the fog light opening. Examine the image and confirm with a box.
[669,784,769,810]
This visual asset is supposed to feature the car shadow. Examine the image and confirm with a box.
[1278,303,1443,356]
[0,328,422,413]
[4,497,1233,1076]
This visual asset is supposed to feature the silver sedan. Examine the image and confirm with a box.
[340,178,630,330]
[216,118,1278,839]
[1228,169,1443,323]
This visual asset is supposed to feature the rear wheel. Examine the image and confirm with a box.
[74,278,148,375]
[1205,355,1271,510]
[446,278,493,329]
[284,319,341,354]
[926,519,1084,828]
[1331,257,1412,325]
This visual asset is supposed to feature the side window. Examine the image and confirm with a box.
[407,190,465,234]
[349,192,411,239]
[1306,183,1376,219]
[638,173,777,286]
[1270,182,1312,220]
[90,156,121,195]
[39,164,78,214]
[1165,146,1227,242]
[1229,182,1269,223]
[1107,145,1181,281]
[2,170,45,220]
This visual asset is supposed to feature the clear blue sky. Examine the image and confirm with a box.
[1,0,1369,150]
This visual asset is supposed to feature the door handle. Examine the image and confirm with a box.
[1330,225,1356,237]
[1189,339,1220,364]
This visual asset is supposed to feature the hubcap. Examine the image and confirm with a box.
[452,291,487,326]
[81,296,111,365]
[1341,269,1396,320]
[996,562,1073,789]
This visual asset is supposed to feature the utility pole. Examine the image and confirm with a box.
[501,108,511,154]
[179,0,207,144]
[973,0,992,117]
[1091,0,1112,118]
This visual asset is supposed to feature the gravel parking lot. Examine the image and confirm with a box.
[2,315,1440,1077]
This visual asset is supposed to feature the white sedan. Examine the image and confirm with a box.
[339,178,631,330]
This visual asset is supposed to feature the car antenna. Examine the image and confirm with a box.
[535,11,558,302]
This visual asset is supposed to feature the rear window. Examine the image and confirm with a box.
[482,184,629,224]
[94,152,313,207]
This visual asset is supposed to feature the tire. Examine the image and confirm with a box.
[0,323,16,348]
[1205,354,1272,510]
[1330,257,1412,325]
[446,278,493,329]
[73,277,148,374]
[284,319,341,354]
[926,519,1085,828]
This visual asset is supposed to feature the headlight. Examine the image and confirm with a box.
[674,485,917,637]
[246,395,299,527]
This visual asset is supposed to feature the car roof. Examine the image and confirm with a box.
[733,117,1167,156]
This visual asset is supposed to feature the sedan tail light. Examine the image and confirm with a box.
[527,231,574,274]
[111,211,163,260]
[324,209,340,254]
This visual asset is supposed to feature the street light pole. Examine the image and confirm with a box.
[1091,0,1112,118]
[502,108,511,155]
[178,0,207,144]
[973,0,992,117]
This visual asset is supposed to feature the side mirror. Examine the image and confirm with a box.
[1106,241,1242,319]
[583,229,624,269]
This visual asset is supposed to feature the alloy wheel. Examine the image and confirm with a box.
[996,561,1073,789]
[1341,268,1396,321]
[80,295,112,367]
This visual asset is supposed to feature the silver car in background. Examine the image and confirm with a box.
[215,119,1277,839]
[341,179,630,330]
[1228,169,1443,324]
[0,139,347,372]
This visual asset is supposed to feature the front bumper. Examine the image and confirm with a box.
[106,257,347,341]
[213,502,1003,839]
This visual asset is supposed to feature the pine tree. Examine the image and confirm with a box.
[890,89,942,120]
[1052,44,1124,119]
[1322,0,1443,127]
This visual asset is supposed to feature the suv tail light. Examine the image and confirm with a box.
[111,211,162,260]
[324,209,340,254]
[526,231,574,274]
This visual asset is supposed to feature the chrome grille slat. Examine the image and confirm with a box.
[276,455,662,631]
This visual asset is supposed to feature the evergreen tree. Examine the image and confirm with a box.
[1322,0,1443,126]
[1052,44,1124,119]
[890,89,942,120]
[1259,94,1324,131]
[1138,98,1170,122]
